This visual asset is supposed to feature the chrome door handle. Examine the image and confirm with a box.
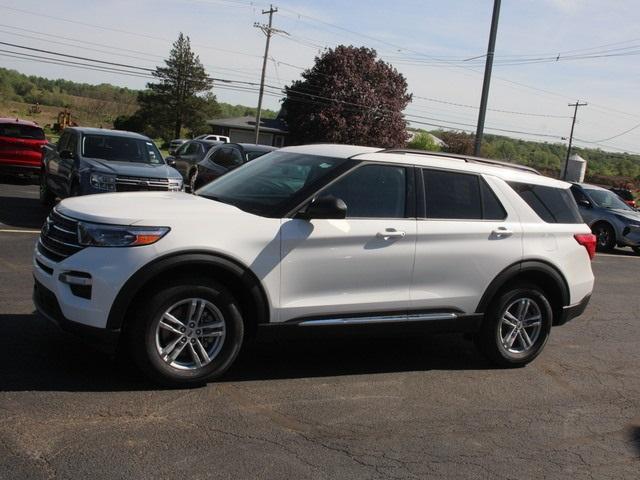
[377,229,406,240]
[491,227,513,239]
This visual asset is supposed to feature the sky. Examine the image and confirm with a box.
[1,0,640,154]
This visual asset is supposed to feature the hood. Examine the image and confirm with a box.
[81,158,182,179]
[610,208,640,223]
[57,192,246,225]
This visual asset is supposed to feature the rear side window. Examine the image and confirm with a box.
[509,182,582,224]
[0,123,45,140]
[422,170,506,220]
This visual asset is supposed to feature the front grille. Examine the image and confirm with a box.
[116,175,170,192]
[37,208,84,262]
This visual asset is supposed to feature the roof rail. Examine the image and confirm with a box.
[380,149,541,175]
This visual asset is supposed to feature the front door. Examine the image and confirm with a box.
[279,163,417,322]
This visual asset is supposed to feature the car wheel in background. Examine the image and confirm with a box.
[127,278,244,387]
[475,283,552,368]
[592,223,616,252]
[39,172,55,206]
[188,168,198,194]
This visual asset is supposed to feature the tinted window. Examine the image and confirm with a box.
[510,182,583,223]
[0,123,45,140]
[570,185,589,204]
[424,170,481,219]
[185,143,201,155]
[583,187,633,211]
[321,164,406,218]
[480,179,507,220]
[175,143,189,155]
[246,149,271,161]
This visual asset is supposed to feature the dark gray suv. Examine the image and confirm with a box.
[40,128,183,204]
[571,182,640,254]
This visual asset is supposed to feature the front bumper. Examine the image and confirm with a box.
[33,278,120,353]
[556,294,591,326]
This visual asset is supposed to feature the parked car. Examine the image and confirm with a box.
[168,138,188,154]
[610,187,637,209]
[0,118,47,181]
[194,134,230,143]
[571,182,640,254]
[40,127,183,204]
[164,139,223,181]
[33,145,595,386]
[190,143,277,191]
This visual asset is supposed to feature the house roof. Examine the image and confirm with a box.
[206,116,288,134]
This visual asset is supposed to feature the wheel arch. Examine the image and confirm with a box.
[475,260,570,325]
[107,251,270,337]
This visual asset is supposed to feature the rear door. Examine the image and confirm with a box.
[411,169,523,314]
[279,163,417,322]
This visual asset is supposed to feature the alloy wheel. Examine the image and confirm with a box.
[498,297,543,354]
[155,298,226,370]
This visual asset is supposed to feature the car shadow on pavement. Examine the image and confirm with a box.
[0,195,50,229]
[0,313,493,392]
[630,426,640,458]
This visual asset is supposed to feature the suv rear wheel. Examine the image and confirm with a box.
[476,283,552,367]
[128,279,244,386]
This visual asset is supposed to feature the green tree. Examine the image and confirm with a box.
[407,131,440,151]
[138,33,214,139]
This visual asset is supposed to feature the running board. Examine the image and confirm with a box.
[298,313,458,327]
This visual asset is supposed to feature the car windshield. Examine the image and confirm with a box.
[0,123,45,140]
[197,151,348,216]
[82,134,164,164]
[585,187,633,211]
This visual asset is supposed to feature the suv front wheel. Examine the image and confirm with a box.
[476,284,552,367]
[128,278,244,386]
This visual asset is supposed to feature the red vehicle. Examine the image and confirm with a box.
[0,118,47,179]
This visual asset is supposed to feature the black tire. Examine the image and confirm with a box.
[475,283,553,368]
[127,278,244,387]
[188,168,198,194]
[39,172,55,206]
[592,222,616,252]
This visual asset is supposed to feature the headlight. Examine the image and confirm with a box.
[78,222,170,247]
[168,178,183,191]
[90,172,116,191]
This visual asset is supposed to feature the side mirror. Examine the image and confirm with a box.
[59,150,75,160]
[578,199,592,208]
[166,158,177,167]
[297,195,347,220]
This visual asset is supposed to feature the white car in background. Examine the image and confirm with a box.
[195,134,230,143]
[33,145,596,386]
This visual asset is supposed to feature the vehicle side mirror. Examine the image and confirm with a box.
[578,199,592,208]
[59,150,75,160]
[297,195,347,220]
[166,159,177,167]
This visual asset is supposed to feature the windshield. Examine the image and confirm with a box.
[196,151,349,216]
[82,134,164,164]
[585,187,633,211]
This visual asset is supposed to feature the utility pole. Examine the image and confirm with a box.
[562,100,588,180]
[474,0,501,157]
[253,5,287,144]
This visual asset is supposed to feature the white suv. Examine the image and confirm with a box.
[33,144,596,386]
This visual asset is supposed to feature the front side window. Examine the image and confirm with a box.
[175,143,190,156]
[185,143,201,155]
[197,151,349,216]
[320,164,407,218]
[246,149,271,162]
[82,135,163,164]
[510,182,583,223]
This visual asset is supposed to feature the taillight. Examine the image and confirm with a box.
[574,233,596,260]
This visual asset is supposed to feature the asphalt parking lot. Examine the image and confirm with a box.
[0,180,639,479]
